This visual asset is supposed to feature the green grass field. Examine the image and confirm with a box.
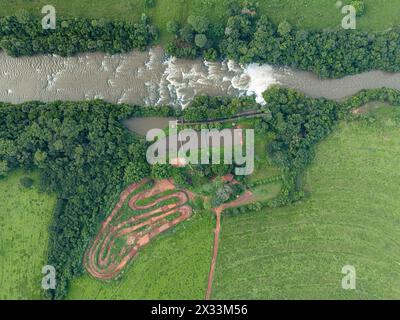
[0,170,56,300]
[212,106,400,299]
[67,212,214,300]
[1,0,399,43]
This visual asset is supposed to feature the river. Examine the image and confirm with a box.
[1,46,400,108]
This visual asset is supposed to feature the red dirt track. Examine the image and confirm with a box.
[205,189,254,300]
[84,179,194,280]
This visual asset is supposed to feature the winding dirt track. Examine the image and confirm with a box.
[205,190,254,300]
[84,179,194,280]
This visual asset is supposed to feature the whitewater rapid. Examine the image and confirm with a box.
[2,46,400,108]
[0,46,278,107]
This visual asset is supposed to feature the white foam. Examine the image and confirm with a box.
[234,63,278,104]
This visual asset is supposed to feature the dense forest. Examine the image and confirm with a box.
[0,12,157,56]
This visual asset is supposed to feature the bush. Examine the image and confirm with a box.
[145,0,156,8]
[351,1,366,16]
[187,15,209,33]
[277,20,292,36]
[151,164,173,179]
[0,160,8,177]
[166,20,179,34]
[195,34,208,48]
[20,177,34,188]
[203,48,218,61]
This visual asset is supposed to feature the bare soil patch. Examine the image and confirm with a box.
[84,179,193,280]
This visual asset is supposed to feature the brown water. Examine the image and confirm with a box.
[123,117,175,135]
[0,47,244,107]
[1,46,400,108]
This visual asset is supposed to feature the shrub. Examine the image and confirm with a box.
[145,0,156,8]
[0,160,9,177]
[277,20,292,36]
[203,48,218,61]
[187,15,209,33]
[351,1,366,16]
[166,20,179,34]
[20,177,34,188]
[195,34,208,48]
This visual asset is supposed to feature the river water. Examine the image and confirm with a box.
[1,46,400,108]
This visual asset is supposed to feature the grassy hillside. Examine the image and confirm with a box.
[212,106,400,299]
[0,171,56,300]
[67,213,214,300]
[1,0,398,43]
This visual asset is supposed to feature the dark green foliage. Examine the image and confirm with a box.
[277,20,291,36]
[211,184,233,207]
[20,176,34,188]
[151,163,173,180]
[341,87,400,113]
[264,85,339,173]
[0,14,157,57]
[203,48,218,61]
[171,167,190,187]
[210,181,244,207]
[0,160,8,177]
[187,16,209,34]
[194,34,208,48]
[0,100,153,299]
[166,15,222,60]
[221,10,400,78]
[351,1,366,16]
[145,0,156,8]
[166,20,179,35]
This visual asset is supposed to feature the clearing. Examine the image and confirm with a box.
[0,170,56,299]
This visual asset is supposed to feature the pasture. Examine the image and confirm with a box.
[0,171,56,299]
[68,212,214,299]
[212,106,400,299]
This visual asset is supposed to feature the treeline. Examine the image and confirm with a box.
[166,1,400,77]
[0,100,155,299]
[0,12,157,56]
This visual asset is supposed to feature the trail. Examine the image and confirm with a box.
[84,179,194,280]
[206,208,221,300]
[177,109,266,126]
[205,190,254,300]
